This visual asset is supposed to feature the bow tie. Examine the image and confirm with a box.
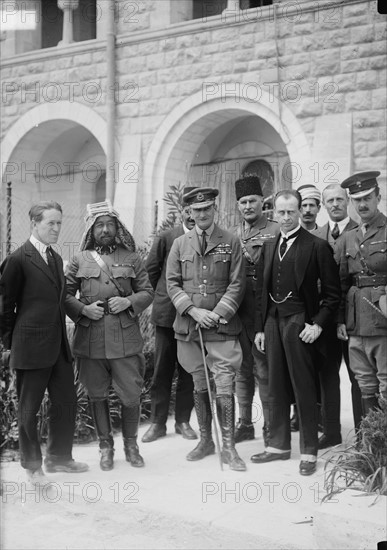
[95,244,117,255]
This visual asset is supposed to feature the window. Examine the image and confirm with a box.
[192,0,227,20]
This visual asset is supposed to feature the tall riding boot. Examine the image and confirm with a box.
[90,400,114,471]
[361,394,379,416]
[217,395,246,471]
[121,405,144,468]
[186,391,215,461]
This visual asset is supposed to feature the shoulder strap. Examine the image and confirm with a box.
[90,250,127,297]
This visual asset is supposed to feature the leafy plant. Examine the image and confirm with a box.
[323,398,387,500]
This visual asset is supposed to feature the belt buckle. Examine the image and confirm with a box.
[198,284,207,296]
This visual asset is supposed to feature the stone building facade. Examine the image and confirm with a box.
[1,0,386,257]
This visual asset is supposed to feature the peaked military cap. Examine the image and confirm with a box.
[181,186,198,206]
[341,171,380,198]
[235,176,263,200]
[183,187,219,209]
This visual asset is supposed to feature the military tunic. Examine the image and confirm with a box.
[339,211,387,396]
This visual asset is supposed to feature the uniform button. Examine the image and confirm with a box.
[203,266,207,270]
[105,280,109,284]
[203,279,207,283]
[360,245,364,249]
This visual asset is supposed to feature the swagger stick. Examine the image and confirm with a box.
[198,326,223,471]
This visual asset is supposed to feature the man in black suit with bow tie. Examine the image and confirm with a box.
[0,201,88,486]
[252,190,340,475]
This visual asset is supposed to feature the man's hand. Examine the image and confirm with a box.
[189,307,219,329]
[108,297,131,314]
[82,302,105,320]
[299,323,322,344]
[337,323,348,341]
[254,332,265,353]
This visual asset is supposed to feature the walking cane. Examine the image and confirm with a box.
[197,325,223,471]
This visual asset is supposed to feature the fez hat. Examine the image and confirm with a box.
[235,176,263,200]
[341,171,380,199]
[183,187,219,209]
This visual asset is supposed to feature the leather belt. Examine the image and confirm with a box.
[352,274,387,288]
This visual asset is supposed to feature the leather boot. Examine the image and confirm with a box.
[234,404,254,443]
[121,405,144,468]
[361,395,379,416]
[186,391,215,461]
[90,400,114,471]
[216,395,246,471]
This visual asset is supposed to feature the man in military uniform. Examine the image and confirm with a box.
[142,188,198,443]
[232,176,278,444]
[314,184,362,448]
[166,187,246,471]
[338,172,387,414]
[66,201,154,471]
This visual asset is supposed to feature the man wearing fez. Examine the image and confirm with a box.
[65,201,154,471]
[167,187,246,471]
[314,184,362,448]
[253,190,340,476]
[142,188,198,444]
[298,184,321,231]
[338,172,387,414]
[0,201,88,486]
[232,176,279,444]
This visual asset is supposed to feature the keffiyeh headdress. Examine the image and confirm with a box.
[79,200,136,252]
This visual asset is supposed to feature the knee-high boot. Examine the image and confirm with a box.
[90,400,114,471]
[121,405,144,468]
[186,391,215,461]
[217,394,246,471]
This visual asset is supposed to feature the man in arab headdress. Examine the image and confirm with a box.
[66,201,154,471]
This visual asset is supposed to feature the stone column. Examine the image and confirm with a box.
[57,0,79,45]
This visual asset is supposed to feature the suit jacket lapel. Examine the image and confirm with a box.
[188,229,202,256]
[263,235,279,289]
[206,225,224,254]
[295,229,313,289]
[25,240,59,288]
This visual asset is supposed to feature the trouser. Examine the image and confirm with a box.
[177,338,242,395]
[236,323,269,424]
[16,351,77,471]
[149,326,194,424]
[348,335,387,398]
[264,310,319,456]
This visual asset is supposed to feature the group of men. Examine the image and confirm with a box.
[0,170,386,484]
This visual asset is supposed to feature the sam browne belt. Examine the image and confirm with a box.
[352,274,387,288]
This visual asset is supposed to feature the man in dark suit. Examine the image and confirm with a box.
[313,184,362,448]
[0,201,88,486]
[142,189,198,443]
[252,190,340,476]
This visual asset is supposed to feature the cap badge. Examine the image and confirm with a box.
[196,193,205,202]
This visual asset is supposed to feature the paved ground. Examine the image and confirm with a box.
[1,368,358,550]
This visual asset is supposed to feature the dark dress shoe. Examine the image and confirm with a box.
[44,459,89,473]
[299,460,317,476]
[318,434,342,449]
[175,422,198,440]
[234,420,255,443]
[141,423,167,443]
[251,450,291,463]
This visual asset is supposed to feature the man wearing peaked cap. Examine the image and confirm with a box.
[338,171,387,414]
[182,187,219,209]
[297,184,321,231]
[232,176,279,445]
[166,186,247,471]
[142,187,198,444]
[65,200,154,471]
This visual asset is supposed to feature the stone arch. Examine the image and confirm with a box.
[143,86,311,228]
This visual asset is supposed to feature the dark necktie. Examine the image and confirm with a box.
[201,231,207,256]
[331,223,340,240]
[362,223,369,236]
[46,247,60,286]
[279,236,288,258]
